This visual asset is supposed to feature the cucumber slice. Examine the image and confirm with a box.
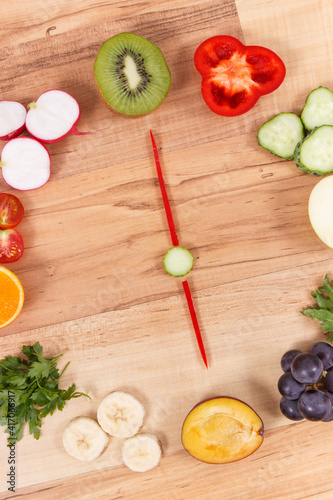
[294,125,333,175]
[301,87,333,131]
[257,113,304,159]
[163,247,193,277]
[308,175,333,248]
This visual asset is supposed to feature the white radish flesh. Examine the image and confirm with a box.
[25,90,81,143]
[308,175,333,248]
[1,137,51,191]
[0,101,26,140]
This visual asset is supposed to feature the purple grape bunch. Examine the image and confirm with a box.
[278,342,333,422]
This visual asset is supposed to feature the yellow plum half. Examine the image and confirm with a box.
[181,397,264,464]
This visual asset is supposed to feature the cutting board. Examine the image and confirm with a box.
[1,0,333,498]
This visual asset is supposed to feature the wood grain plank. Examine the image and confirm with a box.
[0,263,331,490]
[0,0,209,48]
[0,0,249,160]
[8,419,333,500]
[1,0,333,498]
[2,131,332,336]
[0,0,257,336]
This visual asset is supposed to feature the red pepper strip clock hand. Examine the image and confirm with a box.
[150,130,208,368]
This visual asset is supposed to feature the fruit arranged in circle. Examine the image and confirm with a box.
[280,349,302,373]
[0,193,24,229]
[194,35,285,117]
[26,90,83,143]
[63,417,109,461]
[291,352,323,384]
[323,367,333,392]
[0,265,24,329]
[309,342,333,370]
[301,86,333,131]
[94,33,171,116]
[277,372,306,400]
[97,391,145,438]
[278,342,333,422]
[1,137,51,191]
[298,389,331,421]
[181,397,264,464]
[0,228,24,263]
[308,176,333,248]
[0,101,26,140]
[280,397,303,421]
[122,433,162,472]
[257,113,304,160]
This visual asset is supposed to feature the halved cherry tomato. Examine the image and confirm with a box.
[0,193,24,229]
[0,229,24,263]
[194,36,286,117]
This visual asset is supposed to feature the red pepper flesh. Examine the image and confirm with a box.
[194,35,286,117]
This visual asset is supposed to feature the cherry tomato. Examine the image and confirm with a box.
[0,229,24,263]
[194,36,286,116]
[0,193,24,229]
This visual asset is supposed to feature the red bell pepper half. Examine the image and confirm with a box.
[194,35,286,117]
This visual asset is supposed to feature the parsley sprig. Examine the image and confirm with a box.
[0,342,90,441]
[301,274,333,341]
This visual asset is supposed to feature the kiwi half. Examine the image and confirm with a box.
[94,33,171,116]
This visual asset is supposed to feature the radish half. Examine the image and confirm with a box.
[1,137,51,190]
[25,89,89,143]
[309,175,333,248]
[0,101,26,140]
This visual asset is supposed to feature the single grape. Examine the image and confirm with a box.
[280,397,304,421]
[298,389,331,421]
[280,349,303,373]
[278,372,306,400]
[309,342,333,370]
[291,352,323,384]
[323,392,333,422]
[323,367,333,392]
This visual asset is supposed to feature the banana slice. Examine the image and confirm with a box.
[97,391,145,438]
[63,417,109,461]
[122,433,163,472]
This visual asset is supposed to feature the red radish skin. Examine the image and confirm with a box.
[0,101,26,140]
[1,137,51,191]
[25,89,92,144]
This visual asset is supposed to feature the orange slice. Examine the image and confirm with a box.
[0,265,24,329]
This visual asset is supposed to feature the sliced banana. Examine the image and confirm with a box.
[122,433,163,472]
[63,417,109,461]
[97,391,145,438]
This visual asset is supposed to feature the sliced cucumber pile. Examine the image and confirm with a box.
[257,113,304,159]
[258,86,333,175]
[163,247,193,277]
[301,87,333,131]
[294,125,333,175]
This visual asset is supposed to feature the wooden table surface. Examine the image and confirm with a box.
[1,0,333,498]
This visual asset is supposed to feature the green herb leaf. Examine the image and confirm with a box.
[0,343,90,441]
[301,274,333,341]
